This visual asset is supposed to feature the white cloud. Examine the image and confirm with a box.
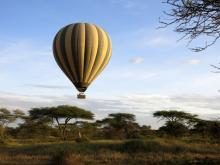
[23,84,71,89]
[144,36,176,47]
[130,57,144,64]
[0,91,219,128]
[187,59,200,65]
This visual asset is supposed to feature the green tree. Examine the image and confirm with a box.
[0,108,14,139]
[153,110,198,137]
[29,105,94,140]
[139,125,154,137]
[208,120,220,139]
[14,116,55,139]
[159,121,188,137]
[13,109,26,119]
[0,108,25,139]
[69,121,97,139]
[97,113,140,139]
[193,119,220,140]
[0,108,15,127]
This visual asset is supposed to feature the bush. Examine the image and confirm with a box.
[51,150,70,165]
[123,139,145,152]
[0,138,6,145]
[75,137,89,143]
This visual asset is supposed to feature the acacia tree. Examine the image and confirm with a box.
[15,115,54,139]
[161,0,220,51]
[97,113,140,139]
[29,105,94,140]
[70,121,97,139]
[0,108,25,127]
[0,108,15,128]
[153,110,198,137]
[193,119,220,139]
[153,110,197,125]
[13,109,26,119]
[0,108,25,138]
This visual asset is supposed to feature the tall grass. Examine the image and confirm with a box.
[0,139,219,164]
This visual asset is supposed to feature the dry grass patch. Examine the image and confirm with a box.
[0,154,50,165]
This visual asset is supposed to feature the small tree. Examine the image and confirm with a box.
[0,108,15,139]
[0,108,25,139]
[69,121,97,139]
[15,116,54,139]
[97,113,140,139]
[13,109,26,119]
[159,121,188,137]
[0,108,15,127]
[193,119,220,140]
[139,125,153,137]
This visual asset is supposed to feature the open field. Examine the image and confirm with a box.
[0,138,219,165]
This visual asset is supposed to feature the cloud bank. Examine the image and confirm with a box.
[23,84,70,89]
[0,91,219,128]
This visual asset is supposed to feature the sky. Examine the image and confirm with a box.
[0,0,220,128]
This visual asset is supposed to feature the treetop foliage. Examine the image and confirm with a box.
[0,108,25,127]
[30,105,94,120]
[0,107,219,140]
[109,113,135,122]
[153,110,197,122]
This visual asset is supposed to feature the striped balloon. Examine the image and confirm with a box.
[53,23,112,98]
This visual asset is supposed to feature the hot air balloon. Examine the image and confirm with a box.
[53,23,112,99]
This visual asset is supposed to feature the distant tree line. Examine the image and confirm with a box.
[0,106,219,142]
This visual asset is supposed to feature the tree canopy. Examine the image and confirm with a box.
[29,105,94,140]
[97,113,140,139]
[0,106,219,141]
[153,110,197,123]
[0,108,15,127]
[153,110,198,136]
[0,108,25,127]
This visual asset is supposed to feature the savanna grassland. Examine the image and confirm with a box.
[0,106,220,164]
[0,137,219,165]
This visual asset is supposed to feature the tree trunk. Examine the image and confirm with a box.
[78,130,82,139]
[55,117,66,140]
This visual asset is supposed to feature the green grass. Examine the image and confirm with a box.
[0,138,219,165]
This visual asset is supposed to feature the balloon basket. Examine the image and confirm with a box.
[77,93,86,99]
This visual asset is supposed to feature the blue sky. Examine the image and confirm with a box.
[0,0,220,128]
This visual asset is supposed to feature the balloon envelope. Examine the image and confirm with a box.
[53,23,112,97]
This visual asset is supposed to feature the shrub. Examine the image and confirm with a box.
[75,137,89,143]
[51,150,69,165]
[123,139,145,152]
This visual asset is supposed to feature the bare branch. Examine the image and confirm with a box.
[161,0,220,51]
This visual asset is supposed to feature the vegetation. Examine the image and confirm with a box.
[0,139,219,164]
[153,110,197,137]
[96,113,140,139]
[0,106,219,164]
[29,105,94,140]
